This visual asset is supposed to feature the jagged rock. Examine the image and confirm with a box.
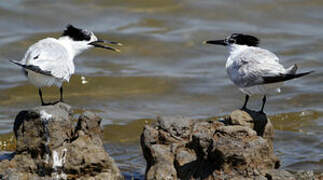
[263,169,323,180]
[229,109,274,141]
[0,103,124,180]
[141,110,318,180]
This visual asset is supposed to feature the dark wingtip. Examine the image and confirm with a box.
[9,60,53,77]
[262,70,314,84]
[9,59,22,66]
[296,70,314,77]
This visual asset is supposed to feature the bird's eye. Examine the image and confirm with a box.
[33,55,39,60]
[228,39,235,44]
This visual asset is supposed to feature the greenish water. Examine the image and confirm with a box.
[0,0,322,177]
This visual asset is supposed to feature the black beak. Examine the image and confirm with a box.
[203,40,227,46]
[89,39,122,52]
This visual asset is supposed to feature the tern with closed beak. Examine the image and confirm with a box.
[204,33,313,113]
[10,24,122,105]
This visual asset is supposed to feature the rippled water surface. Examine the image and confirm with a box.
[0,0,322,177]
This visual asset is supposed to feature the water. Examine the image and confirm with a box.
[0,0,322,177]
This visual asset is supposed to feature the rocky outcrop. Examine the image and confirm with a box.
[141,109,320,180]
[0,103,123,180]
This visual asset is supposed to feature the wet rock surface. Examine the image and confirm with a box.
[0,103,123,180]
[141,109,321,180]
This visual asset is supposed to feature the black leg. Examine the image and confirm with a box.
[241,95,249,110]
[260,95,267,113]
[59,87,64,102]
[39,88,45,105]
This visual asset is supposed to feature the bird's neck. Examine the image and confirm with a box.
[227,44,249,55]
[225,44,249,68]
[58,37,88,58]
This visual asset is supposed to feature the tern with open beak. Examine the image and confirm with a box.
[10,24,122,105]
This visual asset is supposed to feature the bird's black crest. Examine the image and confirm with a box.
[61,24,91,41]
[229,33,260,47]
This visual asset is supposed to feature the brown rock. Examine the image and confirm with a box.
[146,144,177,180]
[229,109,254,129]
[142,110,319,180]
[0,103,124,180]
[264,169,296,180]
[229,109,273,137]
[141,110,282,180]
[229,109,274,144]
[14,103,73,153]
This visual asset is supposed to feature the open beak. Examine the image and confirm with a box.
[203,40,227,46]
[89,39,122,52]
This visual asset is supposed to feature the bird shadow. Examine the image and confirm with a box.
[240,108,268,137]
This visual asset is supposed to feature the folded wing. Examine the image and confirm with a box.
[11,38,74,81]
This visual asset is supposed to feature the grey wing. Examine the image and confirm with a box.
[235,48,286,87]
[23,38,74,81]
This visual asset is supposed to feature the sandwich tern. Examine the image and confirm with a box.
[10,24,122,105]
[204,33,313,113]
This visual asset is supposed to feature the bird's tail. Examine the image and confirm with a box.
[262,65,314,84]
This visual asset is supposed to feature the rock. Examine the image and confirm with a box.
[263,169,323,180]
[14,103,73,153]
[229,109,254,129]
[141,109,318,180]
[264,169,296,180]
[229,109,274,141]
[0,103,123,180]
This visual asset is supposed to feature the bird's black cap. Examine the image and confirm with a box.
[204,33,260,47]
[229,33,259,47]
[61,24,91,41]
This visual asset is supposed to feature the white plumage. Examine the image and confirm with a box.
[205,33,312,112]
[22,38,74,87]
[226,44,290,95]
[10,24,121,105]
